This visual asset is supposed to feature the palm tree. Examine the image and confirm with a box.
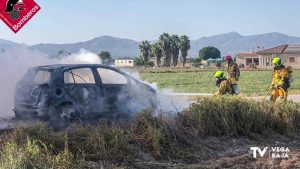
[139,40,151,65]
[170,35,180,67]
[179,35,191,67]
[151,43,163,67]
[134,56,144,66]
[158,33,172,67]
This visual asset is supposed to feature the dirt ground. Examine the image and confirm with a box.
[287,95,300,103]
[131,133,300,169]
[167,94,300,103]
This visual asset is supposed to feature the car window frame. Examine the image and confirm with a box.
[63,67,98,85]
[20,68,53,86]
[34,70,52,85]
[95,67,131,85]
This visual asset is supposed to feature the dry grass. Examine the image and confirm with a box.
[131,110,213,162]
[0,122,135,169]
[182,97,299,136]
[0,97,299,168]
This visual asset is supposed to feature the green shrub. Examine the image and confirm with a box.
[131,110,213,161]
[181,97,299,136]
[131,110,164,158]
[0,138,77,169]
[84,123,134,161]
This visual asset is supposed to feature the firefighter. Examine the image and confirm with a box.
[213,71,233,96]
[270,57,293,102]
[225,55,240,95]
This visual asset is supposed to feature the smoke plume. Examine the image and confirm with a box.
[121,69,192,114]
[0,47,101,117]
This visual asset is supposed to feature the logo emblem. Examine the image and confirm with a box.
[250,146,290,159]
[0,0,41,33]
[250,147,268,158]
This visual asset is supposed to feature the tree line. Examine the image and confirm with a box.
[139,33,191,67]
[96,37,223,68]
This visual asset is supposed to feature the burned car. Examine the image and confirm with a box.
[14,64,157,122]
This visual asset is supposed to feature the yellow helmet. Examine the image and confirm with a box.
[213,71,224,78]
[272,57,282,66]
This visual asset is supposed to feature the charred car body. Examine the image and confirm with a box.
[14,64,157,122]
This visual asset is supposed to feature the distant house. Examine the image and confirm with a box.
[257,44,300,68]
[114,57,134,67]
[236,52,260,67]
[236,44,300,68]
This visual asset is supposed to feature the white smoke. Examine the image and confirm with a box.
[122,69,191,113]
[0,47,101,117]
[59,49,101,64]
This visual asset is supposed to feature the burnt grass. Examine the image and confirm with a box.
[0,97,300,169]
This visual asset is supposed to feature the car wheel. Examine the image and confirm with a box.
[50,104,78,130]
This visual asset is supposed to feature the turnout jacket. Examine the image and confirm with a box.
[227,62,240,85]
[214,79,233,96]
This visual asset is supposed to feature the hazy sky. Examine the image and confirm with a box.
[0,0,299,45]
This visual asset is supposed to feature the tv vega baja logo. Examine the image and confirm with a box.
[0,0,40,33]
[250,147,290,159]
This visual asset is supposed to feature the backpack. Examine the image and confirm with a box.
[283,66,293,90]
[286,66,293,83]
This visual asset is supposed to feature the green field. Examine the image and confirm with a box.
[140,70,300,96]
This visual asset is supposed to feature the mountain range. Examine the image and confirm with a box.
[2,32,300,58]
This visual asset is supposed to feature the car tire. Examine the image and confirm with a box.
[50,103,79,130]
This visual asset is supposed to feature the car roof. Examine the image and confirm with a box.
[30,64,151,88]
[34,64,116,71]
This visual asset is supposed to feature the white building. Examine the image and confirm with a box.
[114,58,135,67]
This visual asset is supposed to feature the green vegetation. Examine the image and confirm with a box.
[98,51,112,64]
[98,51,111,61]
[170,35,180,67]
[179,35,191,67]
[0,123,135,169]
[138,33,191,67]
[183,97,299,136]
[158,33,173,67]
[190,57,202,67]
[199,46,221,60]
[151,43,163,67]
[0,97,299,168]
[139,40,151,65]
[140,70,300,96]
[134,57,144,66]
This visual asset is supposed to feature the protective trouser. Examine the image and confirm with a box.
[270,87,287,102]
[232,84,240,95]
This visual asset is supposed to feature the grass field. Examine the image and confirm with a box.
[140,69,300,96]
